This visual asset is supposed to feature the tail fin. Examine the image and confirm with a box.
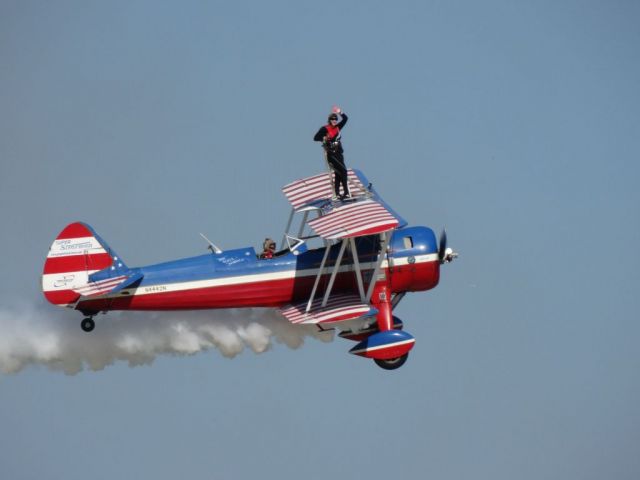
[42,222,130,307]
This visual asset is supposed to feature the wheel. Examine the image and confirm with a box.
[374,353,409,370]
[81,318,95,333]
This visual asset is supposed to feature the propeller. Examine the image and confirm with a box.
[438,229,458,264]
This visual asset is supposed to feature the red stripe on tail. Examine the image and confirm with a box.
[55,222,95,240]
[43,253,113,275]
[43,290,83,306]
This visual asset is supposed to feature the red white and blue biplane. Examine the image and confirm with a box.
[42,169,457,370]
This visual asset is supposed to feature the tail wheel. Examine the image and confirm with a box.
[81,318,95,333]
[374,353,409,370]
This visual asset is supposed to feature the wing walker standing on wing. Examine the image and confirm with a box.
[41,108,458,371]
[314,106,350,200]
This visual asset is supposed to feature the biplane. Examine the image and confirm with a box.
[41,169,457,370]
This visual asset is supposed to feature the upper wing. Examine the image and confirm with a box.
[282,169,369,211]
[306,199,399,240]
[281,169,407,240]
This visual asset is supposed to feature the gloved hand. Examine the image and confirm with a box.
[332,105,342,114]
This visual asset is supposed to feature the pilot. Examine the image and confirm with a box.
[314,107,350,200]
[260,238,276,259]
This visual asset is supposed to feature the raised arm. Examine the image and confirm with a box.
[337,112,348,129]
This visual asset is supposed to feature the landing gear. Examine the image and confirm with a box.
[80,317,95,333]
[374,353,409,370]
[392,315,404,330]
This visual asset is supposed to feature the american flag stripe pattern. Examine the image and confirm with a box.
[72,275,129,297]
[282,169,367,210]
[307,199,399,240]
[279,294,374,325]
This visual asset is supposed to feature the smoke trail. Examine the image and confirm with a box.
[0,302,333,375]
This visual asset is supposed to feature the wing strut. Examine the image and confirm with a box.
[306,230,392,311]
[282,209,311,253]
[281,208,295,249]
[298,210,309,237]
[306,241,332,313]
[391,291,406,310]
[365,231,391,302]
[349,237,366,301]
[322,239,348,307]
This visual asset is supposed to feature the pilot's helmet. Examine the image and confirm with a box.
[263,238,276,251]
[328,113,339,122]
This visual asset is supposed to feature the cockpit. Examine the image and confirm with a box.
[257,235,308,260]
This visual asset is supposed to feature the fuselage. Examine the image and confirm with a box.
[76,226,440,315]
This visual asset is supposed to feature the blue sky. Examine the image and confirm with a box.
[1,1,639,479]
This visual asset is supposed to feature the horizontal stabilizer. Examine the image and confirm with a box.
[279,294,377,326]
[73,271,143,298]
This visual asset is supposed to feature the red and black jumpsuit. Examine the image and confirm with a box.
[314,113,349,198]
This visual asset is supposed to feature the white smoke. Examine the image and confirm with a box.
[0,302,333,375]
